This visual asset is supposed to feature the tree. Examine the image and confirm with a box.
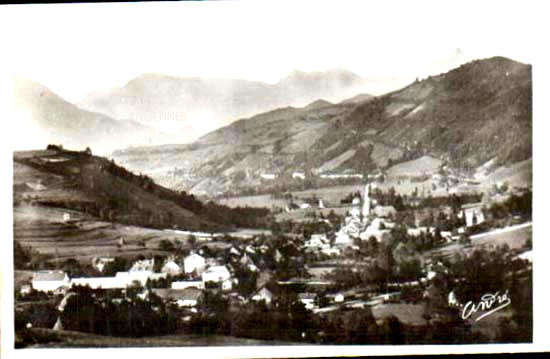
[158,239,175,252]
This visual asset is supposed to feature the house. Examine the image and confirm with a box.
[321,247,341,256]
[373,205,397,219]
[515,250,532,263]
[91,257,115,272]
[462,203,485,227]
[240,254,258,272]
[440,231,453,242]
[298,293,317,310]
[292,172,306,180]
[274,249,283,262]
[334,231,352,246]
[161,260,182,275]
[184,253,206,274]
[334,293,345,303]
[305,234,329,249]
[202,265,231,284]
[245,245,257,254]
[177,288,204,307]
[130,258,155,272]
[222,278,233,291]
[260,173,277,180]
[20,284,32,295]
[448,290,459,307]
[32,271,70,293]
[172,281,205,290]
[251,286,274,304]
[152,288,203,307]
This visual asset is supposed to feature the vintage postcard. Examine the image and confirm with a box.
[1,1,548,358]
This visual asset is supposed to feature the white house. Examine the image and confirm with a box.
[130,258,155,272]
[177,288,203,307]
[152,288,203,307]
[222,278,233,291]
[334,231,352,246]
[171,281,205,290]
[260,173,277,180]
[321,247,341,256]
[202,265,231,284]
[292,172,306,180]
[298,293,317,310]
[161,260,182,276]
[373,205,397,219]
[251,286,274,304]
[448,290,459,307]
[305,234,329,249]
[32,271,70,293]
[91,257,115,272]
[20,284,32,295]
[184,253,206,274]
[462,203,485,227]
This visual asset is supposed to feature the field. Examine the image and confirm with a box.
[371,303,427,326]
[428,222,532,261]
[16,328,302,348]
[386,156,443,177]
[480,158,532,189]
[218,174,473,212]
[470,223,532,249]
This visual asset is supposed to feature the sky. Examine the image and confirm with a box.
[4,0,541,103]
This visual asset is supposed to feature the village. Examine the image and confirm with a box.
[15,174,533,344]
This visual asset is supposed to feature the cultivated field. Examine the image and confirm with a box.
[471,223,532,249]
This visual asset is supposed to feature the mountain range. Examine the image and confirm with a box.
[13,78,178,154]
[111,56,532,197]
[78,69,371,142]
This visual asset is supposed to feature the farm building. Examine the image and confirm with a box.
[32,271,70,293]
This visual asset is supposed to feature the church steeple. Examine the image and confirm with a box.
[362,183,370,218]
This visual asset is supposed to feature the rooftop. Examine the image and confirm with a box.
[33,271,67,282]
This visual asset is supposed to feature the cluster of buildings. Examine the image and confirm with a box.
[26,252,239,308]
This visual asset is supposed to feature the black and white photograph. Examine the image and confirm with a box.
[1,1,547,357]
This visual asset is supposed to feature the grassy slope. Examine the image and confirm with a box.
[112,57,531,197]
[13,149,225,263]
[17,328,302,348]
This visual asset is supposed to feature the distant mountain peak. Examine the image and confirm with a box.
[304,99,333,110]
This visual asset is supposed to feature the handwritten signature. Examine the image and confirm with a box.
[460,290,511,322]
